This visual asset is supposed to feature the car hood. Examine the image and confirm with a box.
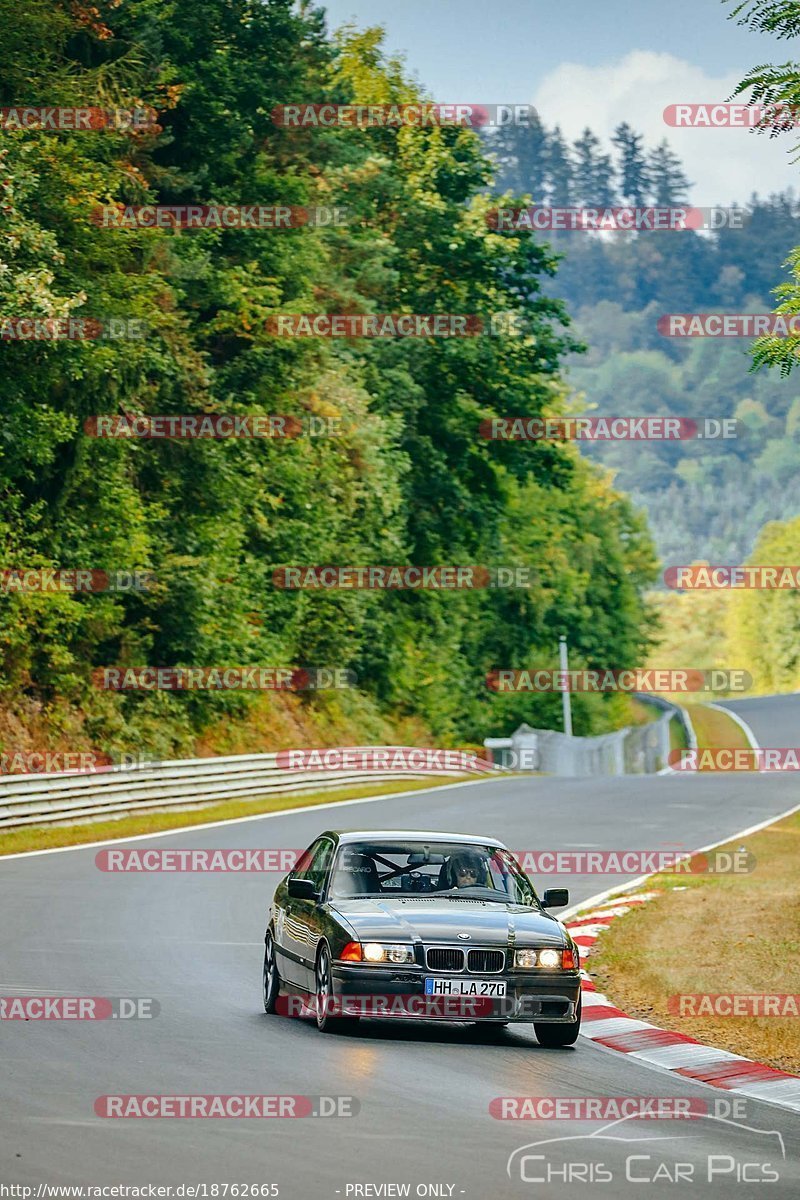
[327,897,566,946]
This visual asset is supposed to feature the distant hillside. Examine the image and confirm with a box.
[484,118,800,565]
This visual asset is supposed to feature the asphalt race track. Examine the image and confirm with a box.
[717,693,800,748]
[2,696,799,1198]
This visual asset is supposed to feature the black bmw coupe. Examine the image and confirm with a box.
[263,830,582,1045]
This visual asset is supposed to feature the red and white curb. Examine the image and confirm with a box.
[566,893,800,1113]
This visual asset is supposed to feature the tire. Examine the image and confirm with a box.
[534,994,581,1047]
[263,932,280,1014]
[315,944,357,1034]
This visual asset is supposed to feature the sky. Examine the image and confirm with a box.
[317,0,799,204]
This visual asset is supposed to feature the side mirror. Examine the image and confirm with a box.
[288,878,319,901]
[541,888,569,909]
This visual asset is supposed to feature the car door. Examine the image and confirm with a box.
[282,836,335,992]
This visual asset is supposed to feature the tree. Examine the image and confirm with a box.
[545,126,574,206]
[612,122,651,205]
[485,110,549,199]
[0,3,660,754]
[572,127,617,207]
[647,140,691,205]
[726,1,800,373]
[727,1,800,39]
[726,515,800,692]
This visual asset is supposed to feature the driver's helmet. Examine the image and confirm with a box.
[447,851,486,888]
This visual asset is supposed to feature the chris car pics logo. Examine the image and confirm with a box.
[506,1113,784,1185]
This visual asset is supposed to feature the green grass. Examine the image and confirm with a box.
[589,812,800,1073]
[686,702,751,755]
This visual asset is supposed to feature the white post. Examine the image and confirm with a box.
[559,635,573,737]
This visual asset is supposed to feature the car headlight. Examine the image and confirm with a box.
[538,948,561,969]
[362,942,415,964]
[514,949,539,969]
[514,947,566,969]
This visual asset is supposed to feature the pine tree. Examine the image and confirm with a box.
[545,125,574,206]
[648,140,692,205]
[612,123,651,205]
[486,112,549,199]
[572,127,617,207]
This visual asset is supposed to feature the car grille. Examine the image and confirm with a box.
[467,948,505,973]
[426,947,464,972]
[425,947,506,973]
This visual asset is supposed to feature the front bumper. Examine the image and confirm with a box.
[330,964,581,1022]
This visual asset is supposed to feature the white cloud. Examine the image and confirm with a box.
[531,51,798,205]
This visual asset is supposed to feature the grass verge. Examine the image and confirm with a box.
[589,809,800,1073]
[685,702,751,759]
[0,775,476,858]
[669,712,689,753]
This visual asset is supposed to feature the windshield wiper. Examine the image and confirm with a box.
[439,889,509,903]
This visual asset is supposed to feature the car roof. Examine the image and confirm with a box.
[324,830,507,848]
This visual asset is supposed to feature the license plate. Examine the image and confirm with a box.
[424,977,507,997]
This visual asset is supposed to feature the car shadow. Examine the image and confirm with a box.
[256,1009,577,1049]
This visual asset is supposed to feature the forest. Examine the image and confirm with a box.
[0,0,658,758]
[486,114,800,565]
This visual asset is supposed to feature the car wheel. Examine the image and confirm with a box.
[315,945,357,1033]
[534,994,581,1047]
[263,932,280,1014]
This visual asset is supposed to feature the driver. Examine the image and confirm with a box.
[447,851,486,889]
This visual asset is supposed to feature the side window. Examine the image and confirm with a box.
[294,838,335,892]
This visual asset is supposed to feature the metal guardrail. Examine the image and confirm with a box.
[485,698,687,778]
[634,693,698,755]
[0,748,502,831]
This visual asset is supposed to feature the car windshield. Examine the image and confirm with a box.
[329,840,537,905]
